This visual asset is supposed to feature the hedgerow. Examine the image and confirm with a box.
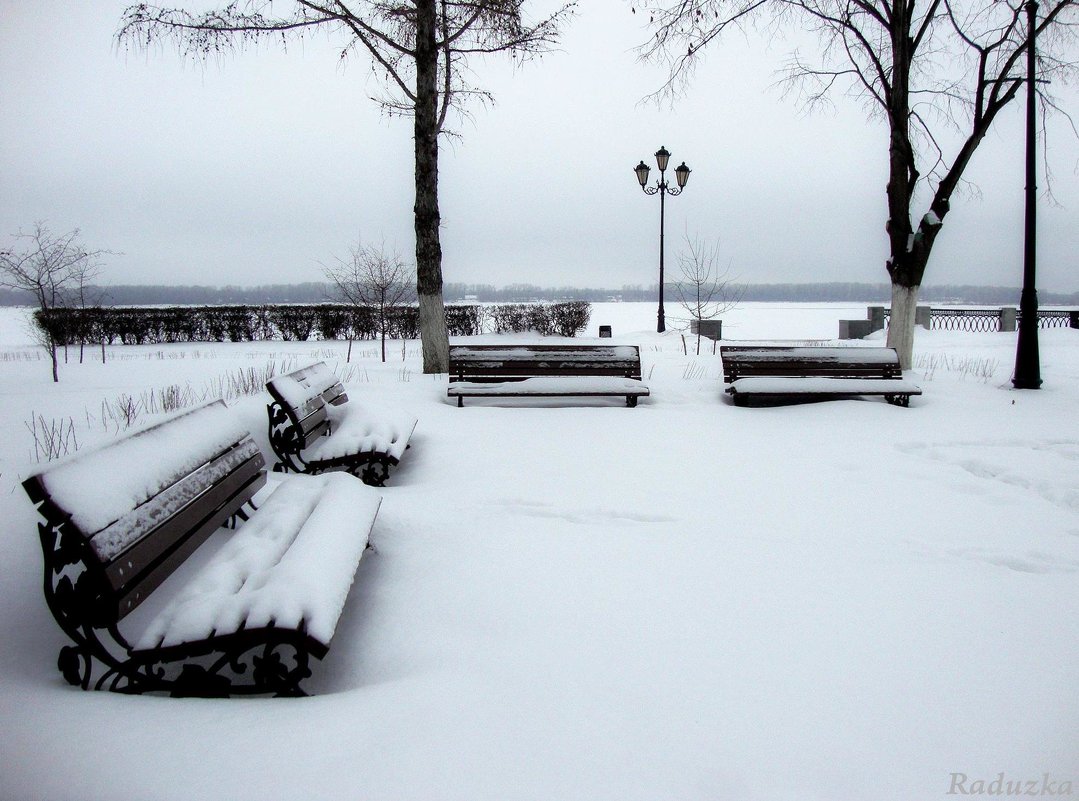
[35,301,590,345]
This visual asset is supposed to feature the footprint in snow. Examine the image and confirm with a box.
[949,546,1079,575]
[495,499,676,525]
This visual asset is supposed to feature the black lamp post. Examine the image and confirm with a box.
[635,146,691,333]
[1013,0,1042,389]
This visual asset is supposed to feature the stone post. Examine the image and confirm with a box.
[1000,307,1017,332]
[868,306,886,333]
[839,320,873,339]
[690,319,722,340]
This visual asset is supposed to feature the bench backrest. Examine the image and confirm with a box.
[265,362,348,448]
[721,346,903,383]
[22,400,266,626]
[449,344,644,383]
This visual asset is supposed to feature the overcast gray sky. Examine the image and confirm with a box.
[2,1,1077,291]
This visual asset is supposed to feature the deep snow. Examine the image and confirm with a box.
[1,302,1077,801]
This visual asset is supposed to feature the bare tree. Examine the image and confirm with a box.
[324,241,415,362]
[69,258,109,365]
[118,1,576,374]
[674,233,742,354]
[635,0,1079,367]
[0,223,108,382]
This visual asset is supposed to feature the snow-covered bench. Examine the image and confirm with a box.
[721,345,922,407]
[447,344,650,407]
[266,361,417,486]
[21,400,381,697]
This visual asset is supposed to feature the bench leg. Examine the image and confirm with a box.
[457,396,464,408]
[356,457,392,487]
[626,396,638,408]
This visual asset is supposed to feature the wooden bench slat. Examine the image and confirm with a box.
[102,450,266,601]
[112,470,264,622]
[322,383,348,406]
[451,366,643,382]
[721,346,899,361]
[449,376,650,397]
[726,367,903,378]
[727,377,923,396]
[451,344,641,356]
[295,408,330,445]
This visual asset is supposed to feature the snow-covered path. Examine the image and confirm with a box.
[1,304,1076,800]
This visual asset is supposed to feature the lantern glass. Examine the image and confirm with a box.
[634,161,651,188]
[674,161,691,188]
[654,146,671,172]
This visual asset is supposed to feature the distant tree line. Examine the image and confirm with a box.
[34,301,591,346]
[0,282,336,307]
[4,282,1076,307]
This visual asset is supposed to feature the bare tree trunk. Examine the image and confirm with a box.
[695,283,702,355]
[50,341,59,383]
[379,300,387,363]
[418,292,448,368]
[414,0,450,374]
[887,282,920,369]
[882,5,917,371]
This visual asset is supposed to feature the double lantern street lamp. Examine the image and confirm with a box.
[635,146,691,333]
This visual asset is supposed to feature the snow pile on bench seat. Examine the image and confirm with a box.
[307,403,417,462]
[727,377,922,396]
[448,376,650,396]
[32,402,251,537]
[134,472,380,651]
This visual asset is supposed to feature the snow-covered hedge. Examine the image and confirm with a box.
[487,302,591,337]
[34,301,591,345]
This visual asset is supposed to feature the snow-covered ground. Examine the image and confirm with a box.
[1,302,1077,801]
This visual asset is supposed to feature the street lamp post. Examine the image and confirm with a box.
[635,146,691,333]
[1013,0,1042,389]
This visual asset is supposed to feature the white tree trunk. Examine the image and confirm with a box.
[418,291,449,373]
[886,282,920,369]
